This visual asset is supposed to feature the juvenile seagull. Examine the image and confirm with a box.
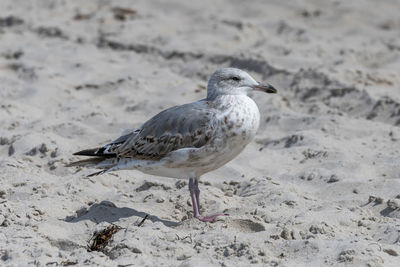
[70,68,277,222]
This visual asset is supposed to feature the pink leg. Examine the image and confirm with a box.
[189,177,228,223]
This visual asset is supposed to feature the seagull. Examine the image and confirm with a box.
[69,68,277,222]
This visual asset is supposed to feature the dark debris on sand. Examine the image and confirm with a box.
[87,224,122,252]
[87,215,148,252]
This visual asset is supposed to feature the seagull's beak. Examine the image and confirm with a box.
[252,83,278,94]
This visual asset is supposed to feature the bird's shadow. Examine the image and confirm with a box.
[63,200,180,227]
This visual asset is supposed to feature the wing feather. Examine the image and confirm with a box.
[117,100,217,159]
[73,130,140,157]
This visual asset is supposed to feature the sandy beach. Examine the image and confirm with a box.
[1,0,399,266]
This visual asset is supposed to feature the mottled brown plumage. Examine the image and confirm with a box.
[117,101,218,159]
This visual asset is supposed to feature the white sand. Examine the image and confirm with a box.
[1,0,399,266]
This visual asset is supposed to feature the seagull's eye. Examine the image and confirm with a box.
[230,76,240,82]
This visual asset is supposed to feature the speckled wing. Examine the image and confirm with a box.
[116,100,217,160]
[71,129,140,158]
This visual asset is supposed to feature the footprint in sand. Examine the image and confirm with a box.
[230,219,265,233]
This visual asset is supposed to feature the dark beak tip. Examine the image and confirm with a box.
[254,84,278,94]
[266,84,278,94]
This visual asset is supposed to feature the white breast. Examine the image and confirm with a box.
[194,95,260,173]
[216,95,260,145]
[137,95,261,178]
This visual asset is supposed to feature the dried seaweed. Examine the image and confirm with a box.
[87,224,122,252]
[87,215,148,252]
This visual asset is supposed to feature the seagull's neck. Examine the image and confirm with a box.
[207,94,257,112]
[206,93,249,101]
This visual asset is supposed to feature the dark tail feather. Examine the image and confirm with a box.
[73,148,116,158]
[87,169,108,177]
[66,157,105,167]
[73,148,98,156]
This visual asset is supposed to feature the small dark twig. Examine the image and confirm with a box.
[137,214,149,227]
[175,234,193,243]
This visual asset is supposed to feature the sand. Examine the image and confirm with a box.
[0,0,399,266]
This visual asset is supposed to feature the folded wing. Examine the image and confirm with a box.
[117,101,217,160]
[73,100,218,161]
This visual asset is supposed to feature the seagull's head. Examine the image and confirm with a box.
[207,68,277,100]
